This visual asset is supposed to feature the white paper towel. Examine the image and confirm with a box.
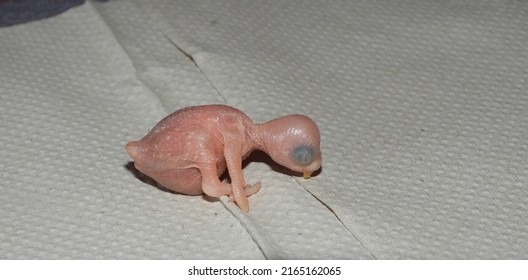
[1,0,527,259]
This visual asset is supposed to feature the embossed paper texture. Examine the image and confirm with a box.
[1,0,527,259]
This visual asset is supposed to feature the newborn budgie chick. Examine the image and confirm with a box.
[125,104,321,212]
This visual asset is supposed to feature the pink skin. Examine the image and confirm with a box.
[125,104,321,212]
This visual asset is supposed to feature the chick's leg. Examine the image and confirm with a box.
[199,164,261,199]
[223,141,250,212]
[199,164,233,198]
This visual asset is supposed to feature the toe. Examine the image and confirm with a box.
[245,182,262,196]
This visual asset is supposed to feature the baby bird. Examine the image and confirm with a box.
[125,104,321,212]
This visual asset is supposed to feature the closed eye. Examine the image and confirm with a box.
[292,145,313,166]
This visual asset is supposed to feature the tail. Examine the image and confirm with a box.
[125,140,143,161]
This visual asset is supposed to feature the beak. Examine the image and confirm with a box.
[303,170,312,179]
